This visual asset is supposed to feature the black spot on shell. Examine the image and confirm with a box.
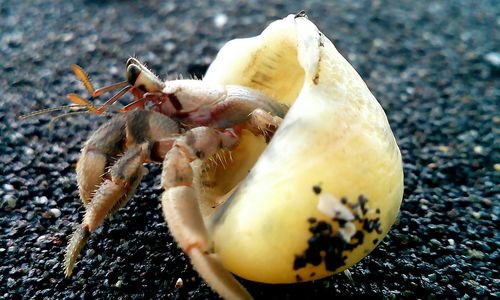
[293,256,307,270]
[312,185,322,195]
[313,74,320,85]
[363,218,383,234]
[293,195,384,272]
[350,231,365,247]
[359,195,368,214]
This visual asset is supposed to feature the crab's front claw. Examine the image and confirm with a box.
[160,128,252,300]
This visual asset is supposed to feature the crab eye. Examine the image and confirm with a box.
[126,64,142,86]
[126,57,141,68]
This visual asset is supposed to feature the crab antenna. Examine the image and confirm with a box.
[67,93,99,113]
[95,85,132,115]
[19,104,86,120]
[92,80,129,98]
[71,64,95,95]
[48,111,93,130]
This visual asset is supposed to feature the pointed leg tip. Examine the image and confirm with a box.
[189,248,253,300]
[64,267,73,278]
[63,225,91,279]
[64,250,76,278]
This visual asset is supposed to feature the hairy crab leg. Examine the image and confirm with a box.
[66,110,181,276]
[161,126,254,300]
[158,108,284,298]
[76,114,127,204]
[65,145,146,276]
[247,108,284,142]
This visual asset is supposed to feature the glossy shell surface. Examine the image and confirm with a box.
[200,15,404,284]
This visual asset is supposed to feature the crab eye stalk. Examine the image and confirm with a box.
[126,64,142,86]
[126,57,141,68]
[126,63,163,92]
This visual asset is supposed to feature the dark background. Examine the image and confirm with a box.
[1,0,498,299]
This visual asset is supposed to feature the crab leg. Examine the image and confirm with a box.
[247,108,284,142]
[161,127,254,300]
[76,114,127,204]
[76,110,180,204]
[66,110,181,276]
[182,86,288,135]
[65,144,146,276]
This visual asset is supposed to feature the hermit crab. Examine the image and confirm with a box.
[54,13,403,300]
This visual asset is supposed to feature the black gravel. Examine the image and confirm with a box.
[1,0,498,299]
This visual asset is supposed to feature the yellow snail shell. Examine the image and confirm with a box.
[199,14,404,284]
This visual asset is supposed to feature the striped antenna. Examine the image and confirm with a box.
[19,104,86,120]
[47,111,92,130]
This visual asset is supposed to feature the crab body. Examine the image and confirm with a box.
[149,80,288,131]
[65,51,286,300]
